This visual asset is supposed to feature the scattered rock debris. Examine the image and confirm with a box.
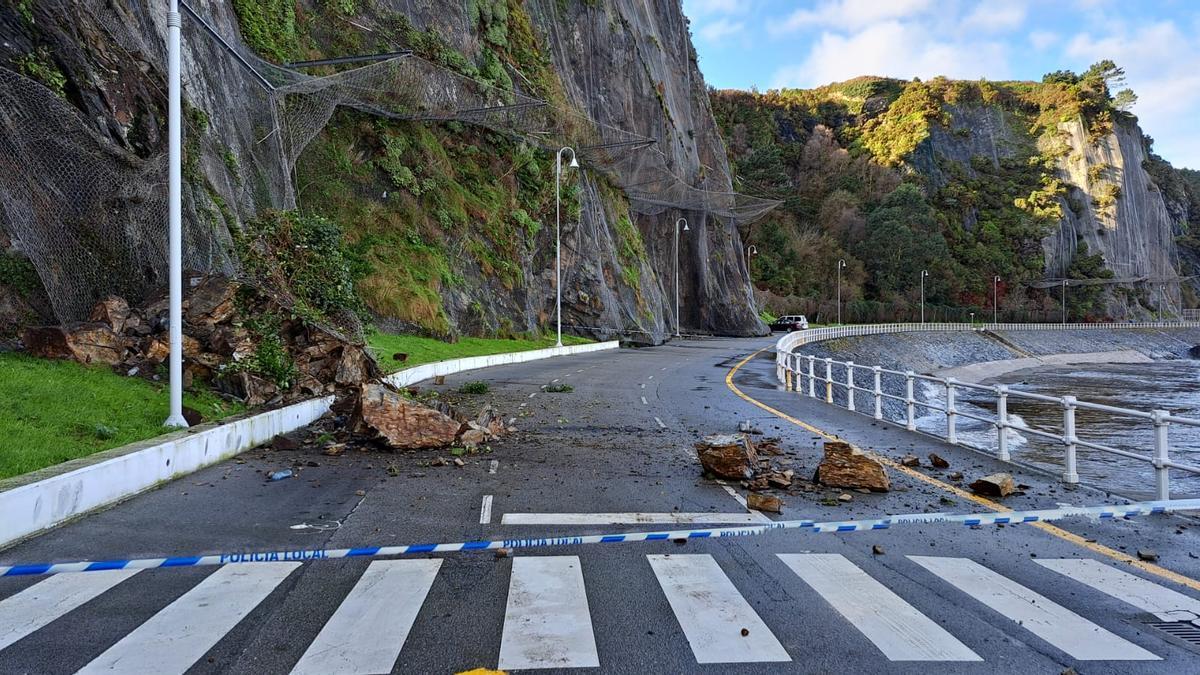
[1137,549,1159,562]
[872,544,885,555]
[816,441,890,492]
[969,473,1015,497]
[928,453,950,469]
[900,454,920,467]
[747,492,783,513]
[695,434,758,480]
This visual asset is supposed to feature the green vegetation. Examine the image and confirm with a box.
[459,380,491,395]
[0,353,242,480]
[713,59,1144,321]
[0,250,40,295]
[544,383,573,393]
[230,0,298,62]
[368,331,592,374]
[234,210,371,331]
[17,47,66,97]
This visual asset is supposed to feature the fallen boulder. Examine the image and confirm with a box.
[815,441,889,492]
[696,434,758,480]
[746,492,782,513]
[350,383,463,450]
[969,473,1015,497]
[929,453,950,469]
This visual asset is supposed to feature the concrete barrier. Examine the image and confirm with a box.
[0,340,618,549]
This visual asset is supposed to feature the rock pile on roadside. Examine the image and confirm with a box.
[345,382,512,450]
[20,274,379,406]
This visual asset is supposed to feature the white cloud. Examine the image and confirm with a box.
[1029,30,1058,50]
[698,18,746,42]
[961,0,1027,32]
[771,0,934,35]
[1066,20,1200,166]
[771,21,1010,88]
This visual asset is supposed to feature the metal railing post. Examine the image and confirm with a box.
[807,355,816,398]
[824,358,834,403]
[1152,410,1170,500]
[905,371,916,431]
[872,366,883,420]
[945,378,958,445]
[845,361,856,411]
[995,384,1010,461]
[1062,396,1079,485]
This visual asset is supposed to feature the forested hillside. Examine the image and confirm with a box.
[713,62,1200,322]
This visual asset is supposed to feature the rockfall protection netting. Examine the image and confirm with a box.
[0,0,779,323]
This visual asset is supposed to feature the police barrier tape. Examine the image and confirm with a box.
[3,498,1198,577]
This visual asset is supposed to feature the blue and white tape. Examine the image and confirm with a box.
[3,498,1197,577]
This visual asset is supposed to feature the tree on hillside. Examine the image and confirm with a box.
[857,183,950,300]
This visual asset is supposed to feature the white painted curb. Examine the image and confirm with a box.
[0,340,619,549]
[384,341,618,388]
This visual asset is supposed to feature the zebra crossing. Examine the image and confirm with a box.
[0,552,1195,672]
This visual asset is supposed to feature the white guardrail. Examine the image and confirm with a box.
[774,322,1200,499]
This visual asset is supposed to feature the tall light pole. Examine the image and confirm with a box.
[674,217,689,338]
[836,259,846,325]
[993,275,1000,325]
[164,0,187,428]
[1061,278,1067,325]
[745,244,757,272]
[920,269,929,324]
[555,146,578,347]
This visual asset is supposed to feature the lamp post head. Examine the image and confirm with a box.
[559,146,578,168]
[677,217,688,231]
[839,259,846,268]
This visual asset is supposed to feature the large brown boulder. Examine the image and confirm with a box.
[815,440,890,492]
[969,473,1014,497]
[350,383,463,450]
[88,296,133,333]
[23,323,127,365]
[695,434,758,480]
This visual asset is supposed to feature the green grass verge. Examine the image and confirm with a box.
[0,353,244,481]
[368,331,593,374]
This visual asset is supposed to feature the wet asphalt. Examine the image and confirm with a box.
[1,336,1200,673]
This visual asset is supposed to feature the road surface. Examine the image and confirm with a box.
[2,336,1200,673]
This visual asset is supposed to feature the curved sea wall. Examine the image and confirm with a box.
[791,326,1200,379]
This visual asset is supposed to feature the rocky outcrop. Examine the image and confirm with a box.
[0,1,765,342]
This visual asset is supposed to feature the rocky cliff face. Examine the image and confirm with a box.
[0,0,765,342]
[712,75,1200,321]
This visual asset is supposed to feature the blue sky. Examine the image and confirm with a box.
[682,0,1200,169]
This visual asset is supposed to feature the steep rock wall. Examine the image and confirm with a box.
[0,0,764,342]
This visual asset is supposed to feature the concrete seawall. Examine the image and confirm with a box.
[797,327,1200,379]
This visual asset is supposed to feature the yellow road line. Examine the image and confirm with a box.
[725,347,1200,593]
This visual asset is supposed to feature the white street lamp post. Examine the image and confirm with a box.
[920,269,929,324]
[675,217,689,338]
[164,0,187,428]
[1061,278,1067,325]
[745,244,757,272]
[837,259,846,325]
[993,275,1000,324]
[555,146,578,348]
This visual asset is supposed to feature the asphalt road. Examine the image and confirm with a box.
[2,336,1200,674]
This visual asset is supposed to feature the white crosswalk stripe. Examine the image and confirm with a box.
[76,563,299,674]
[778,554,980,661]
[648,554,791,664]
[498,556,599,670]
[291,559,441,675]
[0,570,139,651]
[1,553,1188,668]
[910,555,1160,661]
[1035,558,1200,621]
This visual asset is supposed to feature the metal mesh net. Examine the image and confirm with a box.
[0,1,778,323]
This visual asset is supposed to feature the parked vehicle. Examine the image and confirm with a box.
[769,314,809,332]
